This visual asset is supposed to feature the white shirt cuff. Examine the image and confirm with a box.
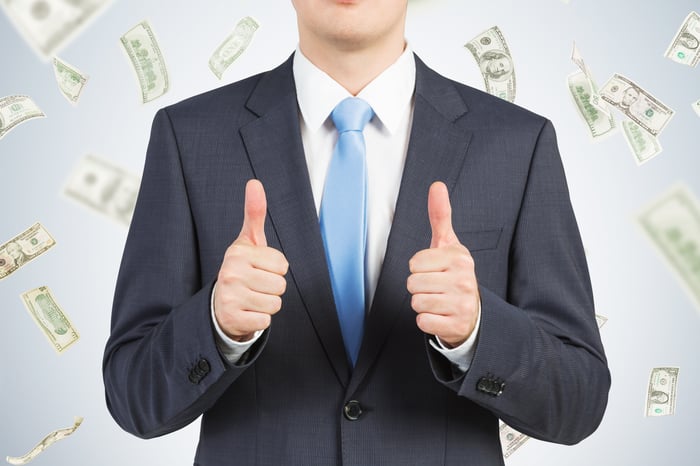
[211,282,263,363]
[428,298,482,374]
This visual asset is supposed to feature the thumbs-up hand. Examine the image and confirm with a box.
[406,182,480,348]
[214,179,289,342]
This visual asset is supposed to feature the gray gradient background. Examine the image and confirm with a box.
[1,0,699,464]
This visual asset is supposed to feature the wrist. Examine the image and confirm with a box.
[229,332,256,343]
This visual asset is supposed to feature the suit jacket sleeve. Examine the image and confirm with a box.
[102,108,267,439]
[427,120,611,445]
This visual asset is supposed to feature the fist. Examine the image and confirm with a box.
[406,182,480,348]
[214,179,289,342]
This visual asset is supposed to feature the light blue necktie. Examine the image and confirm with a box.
[320,97,374,367]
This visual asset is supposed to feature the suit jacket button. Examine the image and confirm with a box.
[477,377,491,394]
[196,358,210,375]
[344,400,363,421]
[188,359,210,384]
[477,376,505,397]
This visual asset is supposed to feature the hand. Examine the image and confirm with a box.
[406,182,480,348]
[214,179,289,342]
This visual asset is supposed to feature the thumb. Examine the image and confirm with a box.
[238,179,267,246]
[428,181,458,248]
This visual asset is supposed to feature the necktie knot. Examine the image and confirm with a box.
[331,97,374,134]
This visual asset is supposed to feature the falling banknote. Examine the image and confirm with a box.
[595,314,608,328]
[567,43,616,140]
[20,286,79,353]
[599,74,673,137]
[0,223,56,280]
[499,422,530,458]
[209,16,260,79]
[120,20,169,103]
[63,154,140,226]
[693,99,700,117]
[638,184,700,311]
[0,95,45,141]
[622,120,663,165]
[645,367,679,417]
[665,11,700,67]
[53,57,88,104]
[465,26,516,102]
[0,0,112,59]
[6,417,83,465]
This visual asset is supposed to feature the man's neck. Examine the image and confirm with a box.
[298,36,406,96]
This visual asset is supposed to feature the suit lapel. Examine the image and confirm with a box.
[239,56,351,387]
[348,56,473,395]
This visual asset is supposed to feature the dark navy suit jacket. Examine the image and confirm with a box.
[103,54,610,466]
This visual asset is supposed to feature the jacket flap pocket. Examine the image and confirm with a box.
[455,228,503,251]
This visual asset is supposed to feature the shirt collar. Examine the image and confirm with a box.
[293,44,416,134]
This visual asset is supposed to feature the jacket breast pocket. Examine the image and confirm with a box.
[455,228,503,252]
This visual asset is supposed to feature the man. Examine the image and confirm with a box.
[480,50,513,81]
[6,242,28,267]
[620,86,641,110]
[103,1,610,465]
[678,32,699,50]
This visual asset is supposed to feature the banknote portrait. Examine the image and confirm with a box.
[479,50,513,81]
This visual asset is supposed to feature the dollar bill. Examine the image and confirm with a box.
[20,286,79,353]
[0,0,112,59]
[0,223,56,280]
[622,120,663,165]
[63,154,140,226]
[645,367,679,417]
[120,20,169,103]
[499,421,530,458]
[209,16,260,79]
[595,314,608,328]
[599,74,674,137]
[638,185,700,310]
[53,57,88,104]
[570,43,612,116]
[693,99,700,117]
[0,95,45,141]
[6,417,83,464]
[568,71,616,139]
[465,26,516,102]
[665,11,700,67]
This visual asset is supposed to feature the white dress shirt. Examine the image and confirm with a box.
[212,45,480,372]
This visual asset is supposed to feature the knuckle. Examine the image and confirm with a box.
[251,293,267,310]
[411,294,421,310]
[416,314,430,333]
[224,244,245,260]
[217,293,236,309]
[462,252,475,268]
[406,275,415,294]
[215,281,240,304]
[456,278,472,294]
[450,248,474,269]
[276,276,288,295]
[271,295,283,313]
[451,253,469,269]
[408,257,417,273]
[218,269,237,285]
[273,250,289,273]
[219,309,243,333]
[259,313,272,329]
